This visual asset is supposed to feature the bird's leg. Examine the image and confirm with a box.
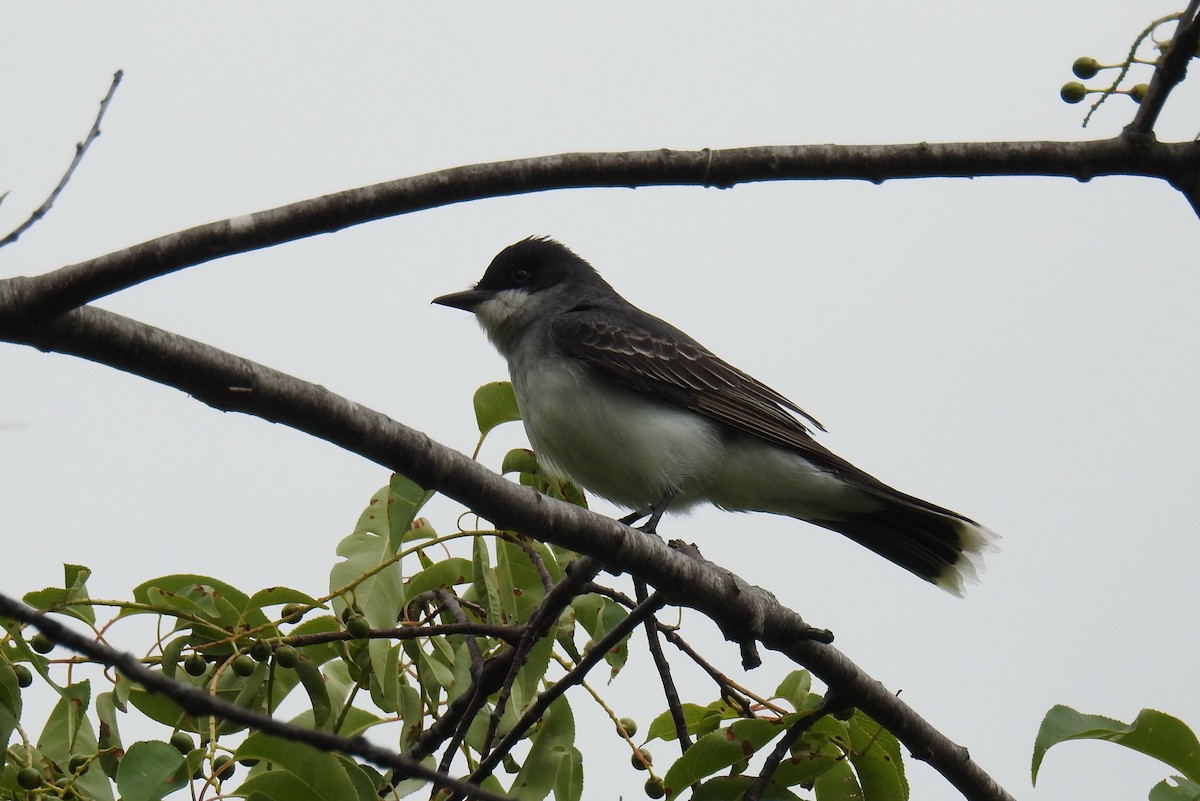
[618,508,651,527]
[638,490,677,536]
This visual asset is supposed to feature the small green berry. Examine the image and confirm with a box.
[274,644,299,668]
[1131,83,1149,103]
[170,731,194,754]
[68,755,88,774]
[632,748,653,770]
[183,653,208,677]
[13,664,33,687]
[1060,81,1087,104]
[1072,56,1100,79]
[644,777,665,799]
[617,717,638,737]
[232,654,257,677]
[248,640,273,662]
[17,767,43,790]
[30,633,54,654]
[280,604,305,624]
[345,615,372,640]
[212,755,235,779]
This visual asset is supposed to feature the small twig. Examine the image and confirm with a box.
[480,556,603,757]
[0,591,512,801]
[433,588,488,778]
[453,591,668,801]
[745,691,851,801]
[634,577,692,752]
[499,532,556,593]
[285,622,522,647]
[0,70,123,249]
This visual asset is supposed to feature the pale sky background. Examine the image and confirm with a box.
[3,4,1199,801]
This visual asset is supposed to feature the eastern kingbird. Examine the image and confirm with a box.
[434,237,995,595]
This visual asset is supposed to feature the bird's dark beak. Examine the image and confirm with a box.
[432,288,495,311]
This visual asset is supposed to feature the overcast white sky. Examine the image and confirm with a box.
[3,4,1199,800]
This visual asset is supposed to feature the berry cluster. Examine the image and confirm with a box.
[1060,56,1149,105]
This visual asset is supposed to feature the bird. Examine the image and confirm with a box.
[433,237,996,595]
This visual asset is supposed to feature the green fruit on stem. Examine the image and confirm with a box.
[280,604,305,624]
[183,653,208,677]
[30,633,54,654]
[644,777,665,799]
[232,654,257,677]
[1060,82,1087,104]
[170,731,194,754]
[17,767,43,790]
[632,748,653,770]
[1131,83,1149,103]
[213,755,235,779]
[68,755,88,774]
[249,640,273,662]
[1072,56,1100,79]
[617,717,638,737]
[274,644,299,668]
[345,615,372,640]
[13,664,33,687]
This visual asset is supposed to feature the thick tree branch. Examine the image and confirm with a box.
[0,298,1013,801]
[15,137,1200,315]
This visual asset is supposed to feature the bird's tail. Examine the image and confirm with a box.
[813,493,997,596]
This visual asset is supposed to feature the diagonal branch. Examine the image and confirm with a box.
[16,136,1200,316]
[0,592,512,801]
[0,297,1014,801]
[0,70,123,249]
[1126,0,1200,137]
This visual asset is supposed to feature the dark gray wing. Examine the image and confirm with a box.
[550,302,843,457]
[551,303,980,524]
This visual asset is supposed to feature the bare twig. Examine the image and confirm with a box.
[745,691,851,801]
[635,577,692,752]
[454,591,668,801]
[0,592,511,801]
[0,70,123,249]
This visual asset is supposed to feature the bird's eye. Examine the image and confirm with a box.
[511,268,531,284]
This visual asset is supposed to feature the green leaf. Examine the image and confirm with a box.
[1033,706,1200,784]
[663,718,786,795]
[501,448,540,475]
[814,757,864,801]
[693,776,802,801]
[293,658,333,729]
[775,670,814,712]
[96,691,123,780]
[235,731,364,801]
[22,564,95,624]
[511,696,575,801]
[554,746,583,801]
[116,740,188,801]
[1150,776,1200,801]
[847,711,907,801]
[405,558,473,600]
[474,381,522,437]
[37,682,114,801]
[646,702,732,743]
[0,664,21,772]
[329,483,412,634]
[248,586,323,612]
